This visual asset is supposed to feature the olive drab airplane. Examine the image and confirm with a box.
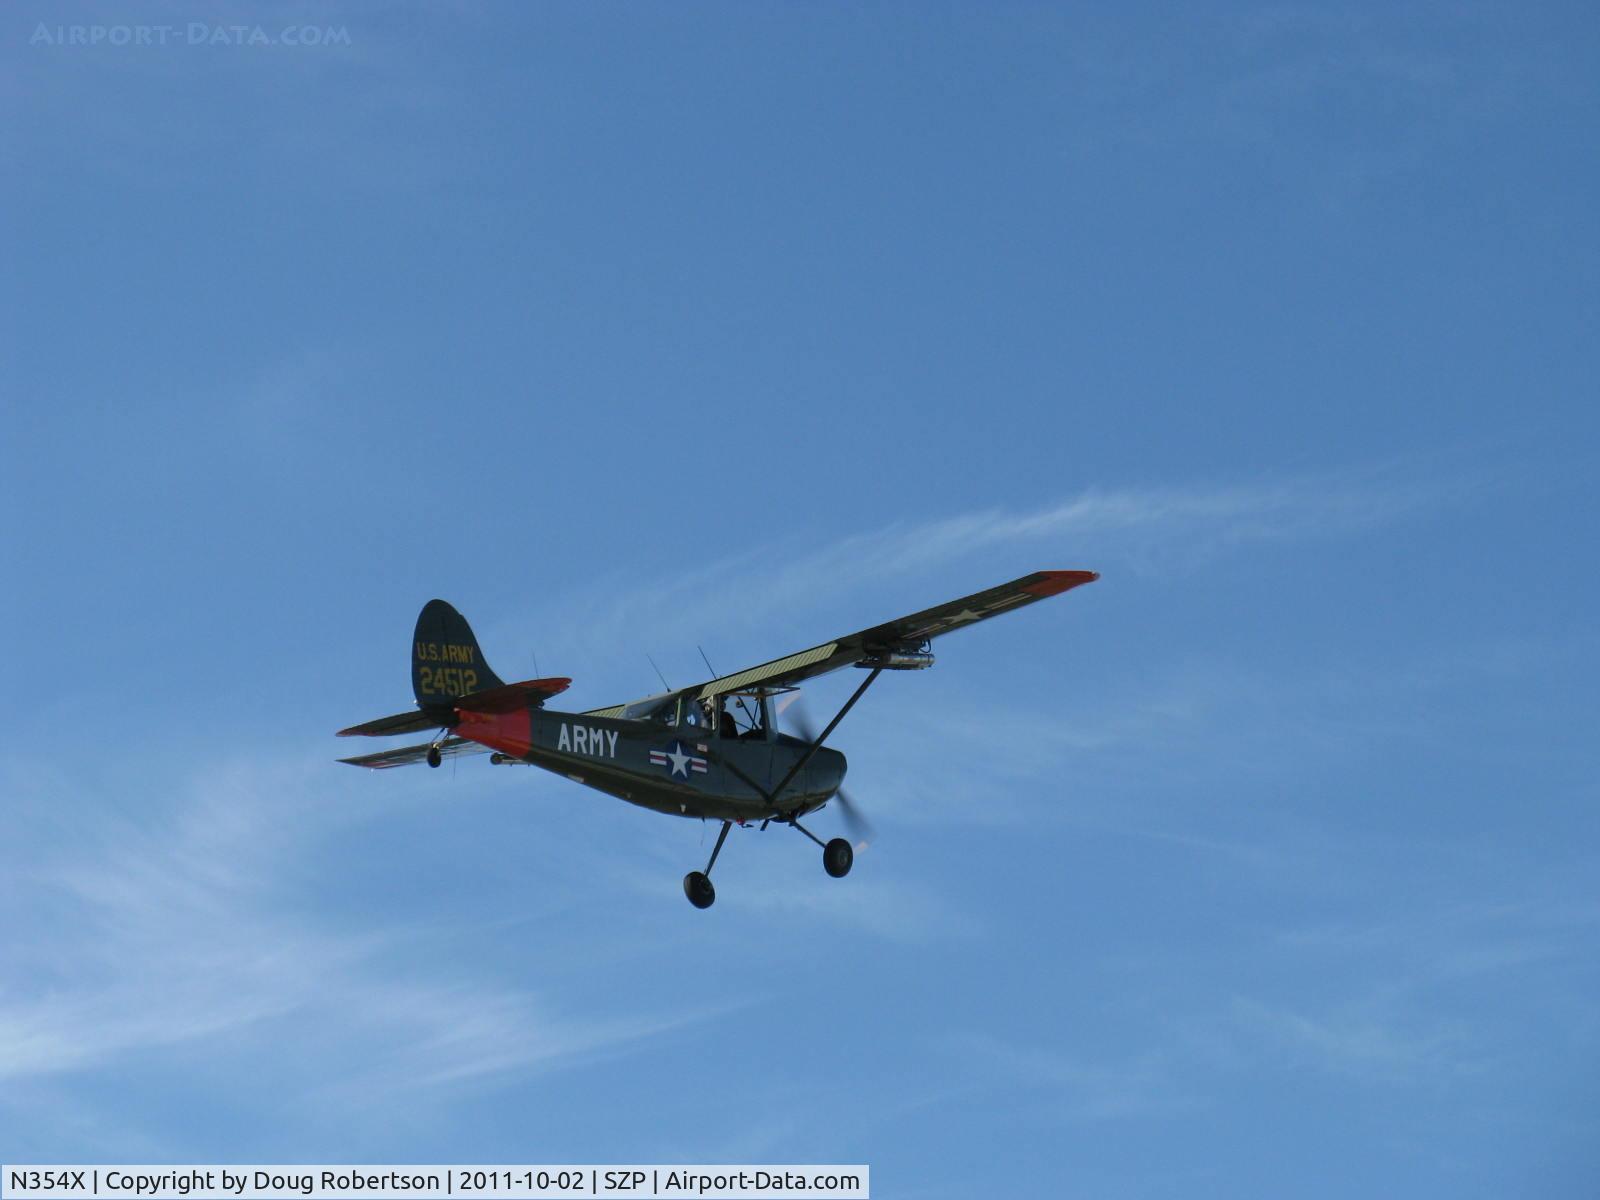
[338,570,1098,908]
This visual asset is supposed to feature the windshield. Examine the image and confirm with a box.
[621,695,678,724]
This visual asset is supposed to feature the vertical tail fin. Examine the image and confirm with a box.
[412,599,504,716]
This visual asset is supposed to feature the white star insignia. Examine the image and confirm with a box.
[667,743,692,778]
[945,608,984,625]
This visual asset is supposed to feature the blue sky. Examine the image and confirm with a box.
[2,2,1597,1196]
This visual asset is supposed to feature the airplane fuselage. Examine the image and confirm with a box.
[454,705,848,822]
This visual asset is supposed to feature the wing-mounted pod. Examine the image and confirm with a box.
[855,638,934,670]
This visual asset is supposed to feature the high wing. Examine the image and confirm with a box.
[338,736,488,770]
[585,569,1097,717]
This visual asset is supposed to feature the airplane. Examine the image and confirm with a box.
[337,569,1098,908]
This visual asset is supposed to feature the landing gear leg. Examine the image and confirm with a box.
[790,817,854,879]
[683,820,732,909]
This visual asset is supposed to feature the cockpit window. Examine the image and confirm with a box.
[623,691,775,737]
[715,691,768,740]
[622,695,679,725]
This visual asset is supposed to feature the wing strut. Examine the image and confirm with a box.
[769,667,883,807]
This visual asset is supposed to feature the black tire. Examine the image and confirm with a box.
[823,837,854,878]
[683,871,716,909]
[426,745,442,768]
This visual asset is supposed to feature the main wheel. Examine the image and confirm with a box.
[823,837,854,878]
[683,871,716,909]
[426,745,442,768]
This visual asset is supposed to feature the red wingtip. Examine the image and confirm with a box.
[1022,570,1099,597]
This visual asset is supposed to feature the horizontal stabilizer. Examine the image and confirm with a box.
[339,680,570,738]
[454,677,572,713]
[338,736,488,770]
[337,710,442,738]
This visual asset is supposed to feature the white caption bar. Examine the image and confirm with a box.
[2,1167,869,1200]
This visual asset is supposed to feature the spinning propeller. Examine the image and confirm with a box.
[788,700,875,848]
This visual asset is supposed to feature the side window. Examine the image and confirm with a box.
[718,698,741,739]
[719,693,766,740]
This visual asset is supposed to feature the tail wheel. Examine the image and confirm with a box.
[426,745,443,768]
[823,837,854,878]
[683,871,716,909]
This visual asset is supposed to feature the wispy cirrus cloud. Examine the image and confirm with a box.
[506,460,1469,681]
[930,889,1598,1132]
[939,1030,1192,1122]
[1226,995,1476,1082]
[734,872,984,944]
[827,621,1565,845]
[0,750,724,1124]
